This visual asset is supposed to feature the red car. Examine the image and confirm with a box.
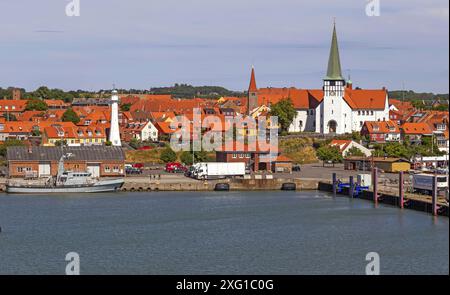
[165,162,187,173]
[132,163,144,169]
[138,146,153,151]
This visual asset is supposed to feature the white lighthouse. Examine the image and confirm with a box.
[109,89,122,146]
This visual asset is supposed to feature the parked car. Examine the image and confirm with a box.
[126,167,143,175]
[165,162,187,173]
[292,165,301,172]
[132,163,144,169]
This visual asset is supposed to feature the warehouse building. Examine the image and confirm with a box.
[6,146,125,178]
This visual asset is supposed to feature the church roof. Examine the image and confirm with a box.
[256,87,387,110]
[249,67,257,92]
[325,23,344,81]
[343,88,387,110]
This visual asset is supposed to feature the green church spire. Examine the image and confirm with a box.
[325,22,344,80]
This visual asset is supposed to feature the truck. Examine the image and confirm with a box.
[191,162,246,180]
[412,173,448,195]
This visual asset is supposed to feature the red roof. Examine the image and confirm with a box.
[401,123,433,135]
[362,120,400,134]
[248,67,257,92]
[256,87,387,110]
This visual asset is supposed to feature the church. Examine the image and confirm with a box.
[246,23,390,135]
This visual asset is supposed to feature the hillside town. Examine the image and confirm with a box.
[0,24,448,184]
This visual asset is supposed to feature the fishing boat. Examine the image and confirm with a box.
[6,153,124,194]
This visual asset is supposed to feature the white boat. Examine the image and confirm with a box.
[6,153,124,194]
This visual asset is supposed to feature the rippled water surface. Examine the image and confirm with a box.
[0,191,448,274]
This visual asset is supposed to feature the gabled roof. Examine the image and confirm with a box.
[344,88,387,110]
[401,122,433,135]
[330,139,352,152]
[362,120,400,134]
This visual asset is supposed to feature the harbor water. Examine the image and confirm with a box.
[0,191,448,275]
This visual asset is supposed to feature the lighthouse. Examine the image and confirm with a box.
[109,89,122,146]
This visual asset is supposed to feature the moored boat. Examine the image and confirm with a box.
[6,152,124,194]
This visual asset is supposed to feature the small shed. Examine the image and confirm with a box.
[344,156,411,173]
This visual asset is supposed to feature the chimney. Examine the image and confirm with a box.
[12,88,21,100]
[347,81,353,90]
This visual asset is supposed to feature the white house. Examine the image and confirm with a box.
[330,139,372,157]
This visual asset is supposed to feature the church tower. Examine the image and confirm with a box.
[247,66,258,115]
[321,22,346,134]
[109,88,122,146]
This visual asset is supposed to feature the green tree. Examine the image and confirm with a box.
[351,131,362,141]
[31,129,41,137]
[129,138,141,149]
[160,147,177,163]
[25,99,48,111]
[316,145,343,166]
[121,103,132,112]
[269,98,297,134]
[345,146,365,157]
[180,151,194,165]
[62,108,80,124]
[383,142,412,158]
[2,113,17,121]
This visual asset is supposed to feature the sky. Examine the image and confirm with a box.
[0,0,448,93]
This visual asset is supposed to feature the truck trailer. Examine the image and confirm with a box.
[192,162,246,180]
[412,173,448,195]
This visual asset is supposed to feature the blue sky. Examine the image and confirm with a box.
[0,0,448,93]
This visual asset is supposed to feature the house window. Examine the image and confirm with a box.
[232,154,237,159]
[104,166,111,173]
[239,154,244,158]
[113,166,119,173]
[310,110,314,115]
[17,167,31,173]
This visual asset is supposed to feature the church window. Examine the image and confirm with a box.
[371,111,374,115]
[360,121,363,127]
[358,111,361,115]
[331,110,334,114]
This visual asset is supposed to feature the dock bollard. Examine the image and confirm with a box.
[332,173,337,197]
[432,175,438,216]
[349,176,354,198]
[399,171,404,209]
[373,168,378,204]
